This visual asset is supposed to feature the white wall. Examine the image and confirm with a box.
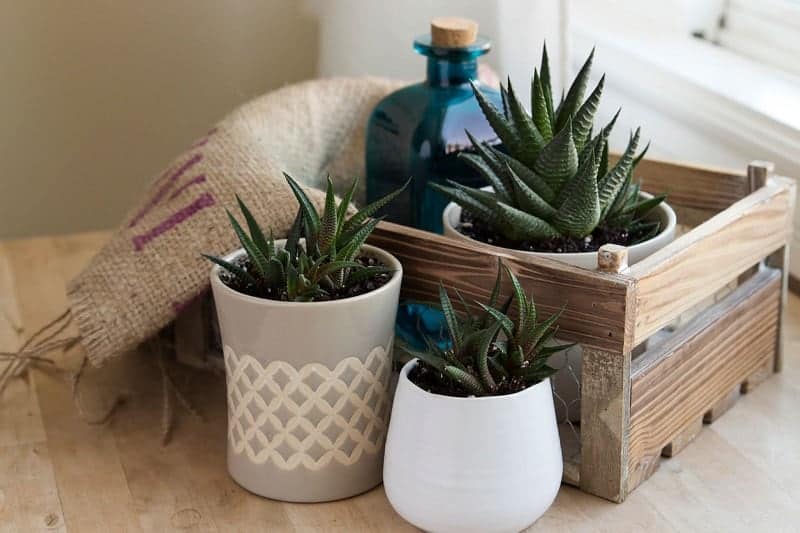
[310,0,568,102]
[0,1,318,238]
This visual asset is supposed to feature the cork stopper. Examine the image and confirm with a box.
[430,17,478,47]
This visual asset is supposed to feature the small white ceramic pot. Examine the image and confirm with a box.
[442,196,677,421]
[210,241,402,502]
[384,360,562,533]
[442,193,677,269]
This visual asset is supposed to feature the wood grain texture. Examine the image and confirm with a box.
[768,245,791,372]
[661,417,703,458]
[703,388,741,424]
[369,222,635,352]
[3,231,800,531]
[579,347,631,502]
[631,156,750,211]
[629,177,794,345]
[627,268,781,495]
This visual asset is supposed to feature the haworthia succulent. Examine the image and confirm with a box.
[430,46,665,246]
[204,173,407,302]
[397,260,569,397]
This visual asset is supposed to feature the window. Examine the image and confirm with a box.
[703,0,800,76]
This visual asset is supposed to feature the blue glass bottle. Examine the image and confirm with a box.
[365,28,504,350]
[365,33,504,234]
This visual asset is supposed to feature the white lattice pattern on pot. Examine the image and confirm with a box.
[224,344,391,471]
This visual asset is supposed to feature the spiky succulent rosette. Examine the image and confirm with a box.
[204,174,408,302]
[400,259,572,397]
[431,46,665,245]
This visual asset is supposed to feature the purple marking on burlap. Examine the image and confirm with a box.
[172,288,210,315]
[189,127,218,149]
[167,174,206,200]
[128,153,204,228]
[172,300,190,314]
[132,192,215,251]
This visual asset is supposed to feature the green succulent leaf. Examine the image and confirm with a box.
[337,217,382,263]
[506,78,545,167]
[505,163,558,220]
[554,47,595,132]
[490,148,555,203]
[536,343,577,357]
[531,70,553,141]
[622,193,666,220]
[399,342,447,372]
[459,152,512,204]
[465,130,514,194]
[347,265,392,285]
[476,303,514,338]
[533,117,579,193]
[552,147,601,237]
[235,195,270,258]
[428,181,498,226]
[226,209,270,278]
[285,210,302,260]
[316,260,362,279]
[341,178,410,237]
[444,365,486,395]
[539,44,556,127]
[599,128,641,219]
[202,254,258,286]
[283,172,320,237]
[453,287,475,324]
[439,284,462,353]
[496,202,560,241]
[516,364,557,382]
[336,176,359,236]
[318,176,338,255]
[470,80,520,152]
[500,84,510,119]
[476,321,502,391]
[572,75,605,152]
[524,306,565,353]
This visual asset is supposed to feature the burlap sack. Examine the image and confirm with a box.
[66,77,401,367]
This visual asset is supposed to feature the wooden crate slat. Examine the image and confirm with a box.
[633,157,749,211]
[628,178,793,345]
[579,347,631,502]
[369,222,634,352]
[626,268,781,494]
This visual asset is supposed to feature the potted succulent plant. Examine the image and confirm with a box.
[432,47,676,419]
[206,174,406,502]
[384,261,569,533]
[433,46,676,269]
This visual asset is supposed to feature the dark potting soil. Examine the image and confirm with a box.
[407,359,531,398]
[458,211,650,253]
[219,254,392,302]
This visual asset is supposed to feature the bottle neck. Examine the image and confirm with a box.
[426,57,478,87]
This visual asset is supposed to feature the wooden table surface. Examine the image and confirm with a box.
[2,231,800,532]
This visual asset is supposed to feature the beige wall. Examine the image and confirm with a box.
[0,1,318,238]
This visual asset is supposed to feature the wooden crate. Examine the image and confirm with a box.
[366,159,796,503]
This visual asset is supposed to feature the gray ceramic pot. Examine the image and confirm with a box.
[209,242,402,502]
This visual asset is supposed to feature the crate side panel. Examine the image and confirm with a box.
[626,269,781,493]
[611,156,749,211]
[629,182,792,345]
[369,222,634,352]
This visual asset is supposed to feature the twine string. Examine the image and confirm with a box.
[0,310,74,397]
[71,355,127,425]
